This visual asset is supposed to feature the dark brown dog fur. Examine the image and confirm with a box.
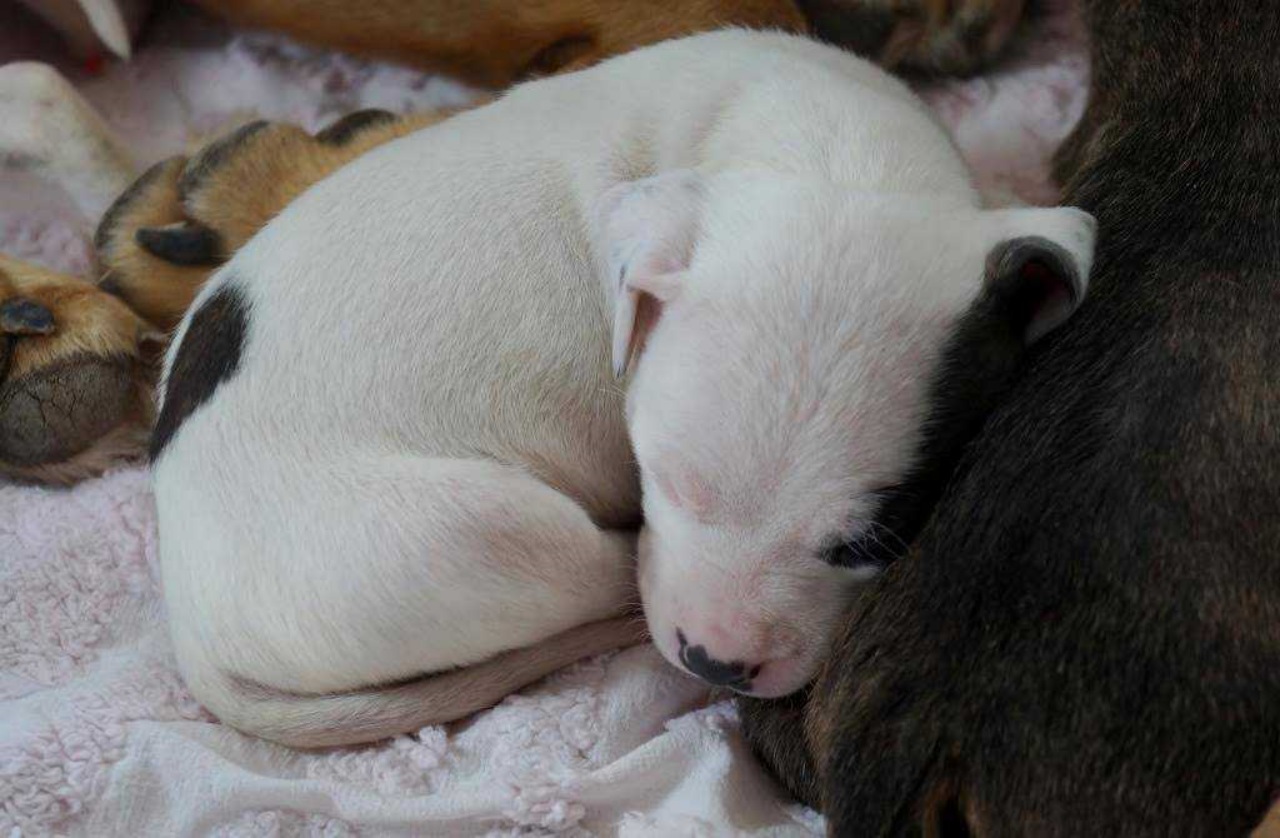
[741,2,1280,834]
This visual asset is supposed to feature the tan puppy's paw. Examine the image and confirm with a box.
[94,155,208,333]
[95,108,459,332]
[803,0,1027,76]
[0,255,156,485]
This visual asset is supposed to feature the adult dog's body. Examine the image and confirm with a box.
[151,30,1094,748]
[742,2,1280,834]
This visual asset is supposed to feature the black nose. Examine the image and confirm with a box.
[676,629,761,690]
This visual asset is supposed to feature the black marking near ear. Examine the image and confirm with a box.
[136,222,224,266]
[94,157,174,254]
[0,298,55,336]
[149,284,248,462]
[179,120,269,201]
[315,109,397,146]
[985,236,1082,344]
[825,292,1031,572]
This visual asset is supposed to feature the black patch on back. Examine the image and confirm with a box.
[178,120,269,201]
[315,109,397,146]
[149,284,248,462]
[94,157,173,254]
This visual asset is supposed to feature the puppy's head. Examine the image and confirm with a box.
[597,172,1095,696]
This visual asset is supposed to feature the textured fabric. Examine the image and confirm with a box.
[0,3,1087,835]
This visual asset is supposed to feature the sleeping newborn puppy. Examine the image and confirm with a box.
[153,29,1095,746]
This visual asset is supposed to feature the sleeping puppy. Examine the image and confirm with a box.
[153,29,1094,746]
[741,1,1280,834]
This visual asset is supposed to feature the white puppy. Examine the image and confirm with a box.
[152,30,1095,746]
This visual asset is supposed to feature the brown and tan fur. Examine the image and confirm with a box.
[800,0,1027,76]
[193,0,810,87]
[192,0,1024,83]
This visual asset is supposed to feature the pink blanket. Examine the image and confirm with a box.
[0,4,1087,835]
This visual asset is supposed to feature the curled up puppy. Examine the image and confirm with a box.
[152,30,1095,746]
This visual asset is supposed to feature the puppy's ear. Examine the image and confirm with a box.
[595,171,705,377]
[981,206,1097,343]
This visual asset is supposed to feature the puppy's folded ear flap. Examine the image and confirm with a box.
[982,206,1097,344]
[594,171,705,377]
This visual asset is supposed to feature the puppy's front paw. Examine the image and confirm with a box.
[0,255,155,485]
[94,155,209,332]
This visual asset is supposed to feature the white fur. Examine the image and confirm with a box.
[16,0,145,59]
[155,30,1096,744]
[0,62,137,222]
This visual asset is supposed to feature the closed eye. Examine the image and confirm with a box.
[818,484,905,569]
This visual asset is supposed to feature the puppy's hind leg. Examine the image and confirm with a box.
[164,456,641,747]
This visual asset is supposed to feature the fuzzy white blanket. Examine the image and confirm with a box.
[0,3,1087,835]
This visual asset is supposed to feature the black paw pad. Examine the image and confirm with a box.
[0,298,55,336]
[136,222,223,266]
